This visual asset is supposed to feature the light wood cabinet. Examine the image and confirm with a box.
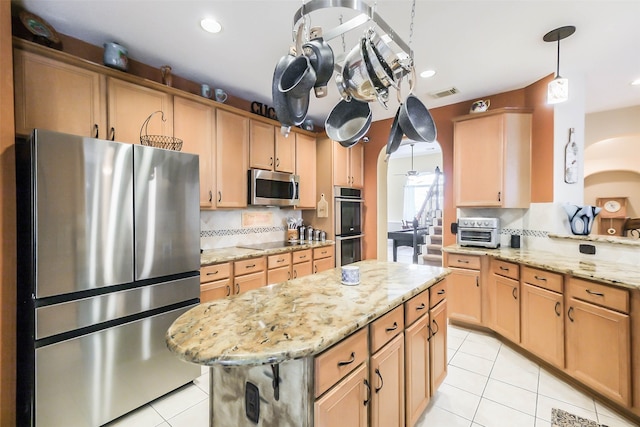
[249,120,295,173]
[453,108,532,208]
[296,133,317,208]
[333,141,364,188]
[292,249,313,279]
[491,273,520,344]
[200,262,232,303]
[13,49,107,138]
[313,246,335,274]
[446,266,482,325]
[216,109,249,207]
[267,252,292,285]
[314,362,369,427]
[404,309,430,427]
[520,266,565,369]
[429,296,447,394]
[566,281,631,406]
[173,96,215,208]
[370,334,405,427]
[107,77,173,145]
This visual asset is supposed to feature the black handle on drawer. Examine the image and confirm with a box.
[500,266,510,271]
[585,289,605,297]
[206,271,219,276]
[235,283,240,294]
[534,275,547,281]
[476,276,480,287]
[246,264,256,269]
[385,322,398,332]
[225,285,231,297]
[457,259,469,264]
[337,352,356,367]
[416,303,426,311]
[374,368,384,393]
[364,379,371,406]
[437,289,446,295]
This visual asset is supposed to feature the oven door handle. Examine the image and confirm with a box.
[335,234,365,241]
[335,198,364,203]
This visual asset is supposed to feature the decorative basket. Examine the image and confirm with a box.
[139,111,183,151]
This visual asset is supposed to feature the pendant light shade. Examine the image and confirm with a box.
[543,26,575,105]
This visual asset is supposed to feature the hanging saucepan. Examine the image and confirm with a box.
[363,29,399,91]
[337,36,389,107]
[302,37,334,98]
[272,54,309,127]
[398,94,437,143]
[325,99,372,148]
[368,29,413,79]
[386,106,403,160]
[278,55,317,99]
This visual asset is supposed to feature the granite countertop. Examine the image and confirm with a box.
[166,260,449,367]
[443,245,640,290]
[201,240,335,266]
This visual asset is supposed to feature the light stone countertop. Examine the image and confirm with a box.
[443,245,640,290]
[166,260,449,367]
[200,241,335,266]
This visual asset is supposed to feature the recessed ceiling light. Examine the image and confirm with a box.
[420,69,436,79]
[200,18,222,34]
[632,78,640,86]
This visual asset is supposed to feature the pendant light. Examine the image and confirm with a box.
[544,25,576,104]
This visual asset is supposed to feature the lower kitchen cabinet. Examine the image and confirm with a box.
[313,246,335,273]
[292,249,313,279]
[404,312,431,427]
[429,299,448,394]
[491,274,520,343]
[370,334,405,427]
[447,267,482,324]
[314,362,369,427]
[233,257,266,295]
[267,252,292,285]
[200,262,232,303]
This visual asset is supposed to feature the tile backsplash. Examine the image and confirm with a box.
[200,208,302,249]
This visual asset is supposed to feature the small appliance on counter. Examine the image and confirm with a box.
[457,217,500,248]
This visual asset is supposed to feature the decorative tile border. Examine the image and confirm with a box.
[501,228,549,238]
[201,226,286,238]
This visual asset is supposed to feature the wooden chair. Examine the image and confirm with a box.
[623,218,640,238]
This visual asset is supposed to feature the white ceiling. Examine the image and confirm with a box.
[14,0,640,127]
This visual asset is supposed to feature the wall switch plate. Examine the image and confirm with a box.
[579,244,596,255]
[245,381,260,423]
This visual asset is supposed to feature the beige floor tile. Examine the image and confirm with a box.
[535,394,597,423]
[458,338,501,361]
[416,404,473,427]
[101,404,165,427]
[166,399,209,427]
[450,350,495,377]
[489,355,539,393]
[443,365,489,396]
[538,369,596,412]
[597,412,640,427]
[448,334,465,351]
[193,371,210,394]
[482,378,537,416]
[149,383,208,420]
[473,398,536,427]
[431,383,482,420]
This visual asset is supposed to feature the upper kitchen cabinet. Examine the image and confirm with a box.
[107,77,173,145]
[334,141,364,188]
[249,120,295,173]
[174,96,216,208]
[13,49,107,138]
[453,108,532,208]
[216,109,249,208]
[296,132,317,209]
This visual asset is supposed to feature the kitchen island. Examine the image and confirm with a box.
[166,260,450,427]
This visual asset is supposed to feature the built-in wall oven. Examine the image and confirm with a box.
[335,187,364,266]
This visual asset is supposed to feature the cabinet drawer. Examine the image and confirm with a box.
[447,254,480,270]
[568,278,629,314]
[521,266,563,293]
[313,246,334,260]
[491,259,519,280]
[370,305,404,353]
[292,260,312,279]
[267,265,290,285]
[200,262,231,283]
[200,278,232,302]
[429,279,447,308]
[234,256,266,275]
[235,270,266,294]
[315,328,368,397]
[404,290,430,327]
[268,252,291,269]
[292,249,312,264]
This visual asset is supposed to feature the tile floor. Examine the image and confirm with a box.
[104,323,637,427]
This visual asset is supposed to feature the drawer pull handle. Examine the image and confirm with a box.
[299,255,307,259]
[277,259,285,263]
[567,307,574,322]
[337,352,356,367]
[225,285,231,297]
[534,275,547,281]
[416,303,426,311]
[287,271,291,280]
[431,319,440,336]
[206,271,219,276]
[293,270,297,278]
[374,368,384,393]
[512,287,518,300]
[476,276,480,287]
[218,191,222,203]
[437,289,446,295]
[93,124,99,138]
[554,301,561,317]
[458,259,469,264]
[235,283,240,294]
[385,322,398,332]
[500,266,510,271]
[585,289,605,297]
[363,379,371,406]
[246,264,256,269]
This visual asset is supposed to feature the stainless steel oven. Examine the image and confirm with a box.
[335,187,363,265]
[457,217,500,248]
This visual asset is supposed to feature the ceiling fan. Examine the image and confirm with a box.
[394,143,421,177]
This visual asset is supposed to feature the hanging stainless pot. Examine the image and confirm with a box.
[338,36,388,107]
[368,30,412,78]
[278,55,317,99]
[272,54,309,127]
[385,106,404,159]
[398,94,437,143]
[302,37,334,98]
[363,30,399,90]
[325,99,372,147]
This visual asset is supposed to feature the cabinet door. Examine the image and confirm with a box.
[350,142,364,188]
[454,114,503,206]
[520,283,564,368]
[292,260,312,279]
[404,313,430,427]
[566,298,631,406]
[295,133,317,208]
[491,274,520,343]
[314,256,335,274]
[249,120,275,170]
[107,77,173,145]
[216,109,249,207]
[447,268,482,325]
[267,265,291,285]
[14,49,106,138]
[200,278,232,303]
[314,362,368,427]
[370,334,404,427]
[275,130,296,173]
[174,96,215,208]
[235,270,266,295]
[333,141,351,187]
[429,300,447,394]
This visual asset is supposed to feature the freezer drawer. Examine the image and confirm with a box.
[35,304,200,427]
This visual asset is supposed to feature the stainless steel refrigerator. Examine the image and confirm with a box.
[16,129,201,426]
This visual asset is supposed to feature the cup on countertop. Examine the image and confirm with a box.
[201,84,212,98]
[341,265,360,285]
[214,88,228,103]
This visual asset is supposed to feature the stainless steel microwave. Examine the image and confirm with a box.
[248,169,299,206]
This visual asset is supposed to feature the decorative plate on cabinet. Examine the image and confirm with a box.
[19,10,61,46]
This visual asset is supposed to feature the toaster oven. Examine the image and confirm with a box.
[457,217,500,248]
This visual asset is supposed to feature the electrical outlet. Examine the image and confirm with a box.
[579,244,596,255]
[245,381,260,423]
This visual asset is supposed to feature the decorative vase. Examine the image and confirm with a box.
[563,204,601,235]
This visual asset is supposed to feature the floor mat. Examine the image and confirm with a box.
[552,408,607,427]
